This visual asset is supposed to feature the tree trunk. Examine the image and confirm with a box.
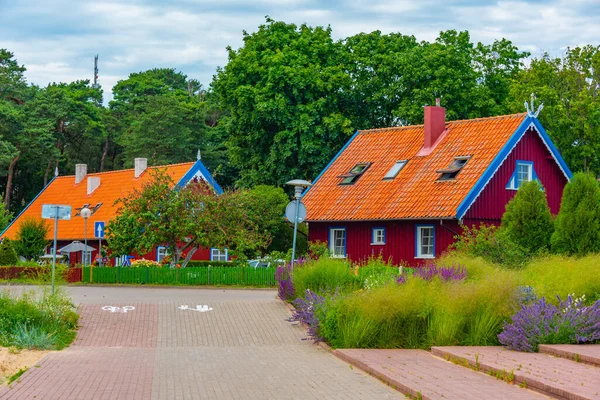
[43,160,52,186]
[100,135,109,172]
[5,154,19,207]
[181,247,198,268]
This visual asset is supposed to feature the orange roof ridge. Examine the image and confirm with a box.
[57,161,196,178]
[359,113,527,134]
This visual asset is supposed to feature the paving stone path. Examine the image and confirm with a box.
[0,286,399,400]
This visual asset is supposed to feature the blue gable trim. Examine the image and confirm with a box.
[456,116,572,220]
[1,176,57,238]
[303,131,360,196]
[176,159,223,194]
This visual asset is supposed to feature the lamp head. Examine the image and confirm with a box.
[80,207,92,219]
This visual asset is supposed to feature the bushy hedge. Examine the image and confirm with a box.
[185,260,241,268]
[0,288,78,350]
[0,238,19,265]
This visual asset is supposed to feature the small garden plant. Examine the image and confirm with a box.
[0,288,79,350]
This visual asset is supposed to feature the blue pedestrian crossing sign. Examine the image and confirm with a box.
[94,221,105,238]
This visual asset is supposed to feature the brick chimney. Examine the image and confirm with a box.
[134,158,147,178]
[75,164,87,184]
[424,98,446,149]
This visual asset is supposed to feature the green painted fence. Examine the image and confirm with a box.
[81,266,276,287]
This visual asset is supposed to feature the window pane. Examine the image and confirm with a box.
[419,227,434,256]
[384,161,407,179]
[331,229,346,256]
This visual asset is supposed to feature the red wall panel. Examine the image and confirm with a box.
[309,219,461,266]
[464,127,567,222]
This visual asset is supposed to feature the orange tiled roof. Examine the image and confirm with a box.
[1,162,195,240]
[303,113,528,221]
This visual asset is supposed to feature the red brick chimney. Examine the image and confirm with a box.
[424,98,446,149]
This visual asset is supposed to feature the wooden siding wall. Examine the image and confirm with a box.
[308,220,460,266]
[464,127,567,222]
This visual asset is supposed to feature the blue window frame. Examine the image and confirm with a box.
[329,227,347,258]
[506,160,538,190]
[211,248,228,261]
[372,227,386,245]
[415,224,435,259]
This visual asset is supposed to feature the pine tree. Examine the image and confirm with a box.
[0,238,19,265]
[550,172,600,255]
[501,180,554,254]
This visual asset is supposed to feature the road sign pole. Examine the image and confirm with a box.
[51,208,58,295]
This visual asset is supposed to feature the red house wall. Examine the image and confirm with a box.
[308,220,460,266]
[463,128,567,224]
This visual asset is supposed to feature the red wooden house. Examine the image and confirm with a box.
[302,104,572,265]
[1,157,229,265]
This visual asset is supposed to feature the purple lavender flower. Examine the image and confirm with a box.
[288,290,326,342]
[498,295,600,352]
[413,264,467,282]
[276,264,296,301]
[395,274,406,285]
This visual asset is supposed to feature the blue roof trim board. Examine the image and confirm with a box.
[176,159,223,194]
[456,116,573,220]
[303,131,360,196]
[0,176,57,237]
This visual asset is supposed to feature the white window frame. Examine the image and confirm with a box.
[371,227,386,245]
[329,227,347,258]
[507,160,535,190]
[157,246,169,263]
[416,225,435,259]
[211,248,228,262]
[383,160,407,180]
[82,250,92,265]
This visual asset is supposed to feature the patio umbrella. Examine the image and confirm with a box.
[58,241,96,253]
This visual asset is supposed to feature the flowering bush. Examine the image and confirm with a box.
[413,264,467,282]
[130,258,162,268]
[289,289,326,342]
[276,264,295,301]
[498,295,600,352]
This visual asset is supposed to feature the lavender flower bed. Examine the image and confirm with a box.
[498,295,600,352]
[276,265,296,301]
[412,264,467,282]
[288,290,326,342]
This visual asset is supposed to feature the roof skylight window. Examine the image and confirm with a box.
[383,160,408,180]
[339,162,371,185]
[437,156,470,181]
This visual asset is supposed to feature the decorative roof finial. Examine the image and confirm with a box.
[197,149,201,160]
[54,166,59,177]
[524,93,544,118]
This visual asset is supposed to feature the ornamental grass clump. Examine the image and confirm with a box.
[292,258,359,297]
[498,295,600,352]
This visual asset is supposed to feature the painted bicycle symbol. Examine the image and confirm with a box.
[101,306,135,313]
[178,305,213,312]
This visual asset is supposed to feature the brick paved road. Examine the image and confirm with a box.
[0,286,399,399]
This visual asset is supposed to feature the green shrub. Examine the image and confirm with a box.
[0,238,19,265]
[14,217,50,260]
[0,288,78,350]
[551,172,600,256]
[501,180,554,253]
[450,224,529,268]
[292,258,359,297]
[308,240,329,259]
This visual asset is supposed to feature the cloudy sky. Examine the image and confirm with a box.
[1,0,598,103]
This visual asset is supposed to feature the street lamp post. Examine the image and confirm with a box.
[285,179,312,273]
[80,207,91,268]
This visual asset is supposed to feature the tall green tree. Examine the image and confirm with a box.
[212,18,354,187]
[551,172,600,255]
[14,216,50,260]
[500,180,554,254]
[507,46,600,175]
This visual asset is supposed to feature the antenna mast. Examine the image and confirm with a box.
[93,55,99,89]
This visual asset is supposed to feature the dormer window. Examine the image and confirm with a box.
[437,156,470,181]
[339,163,371,185]
[383,160,407,180]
